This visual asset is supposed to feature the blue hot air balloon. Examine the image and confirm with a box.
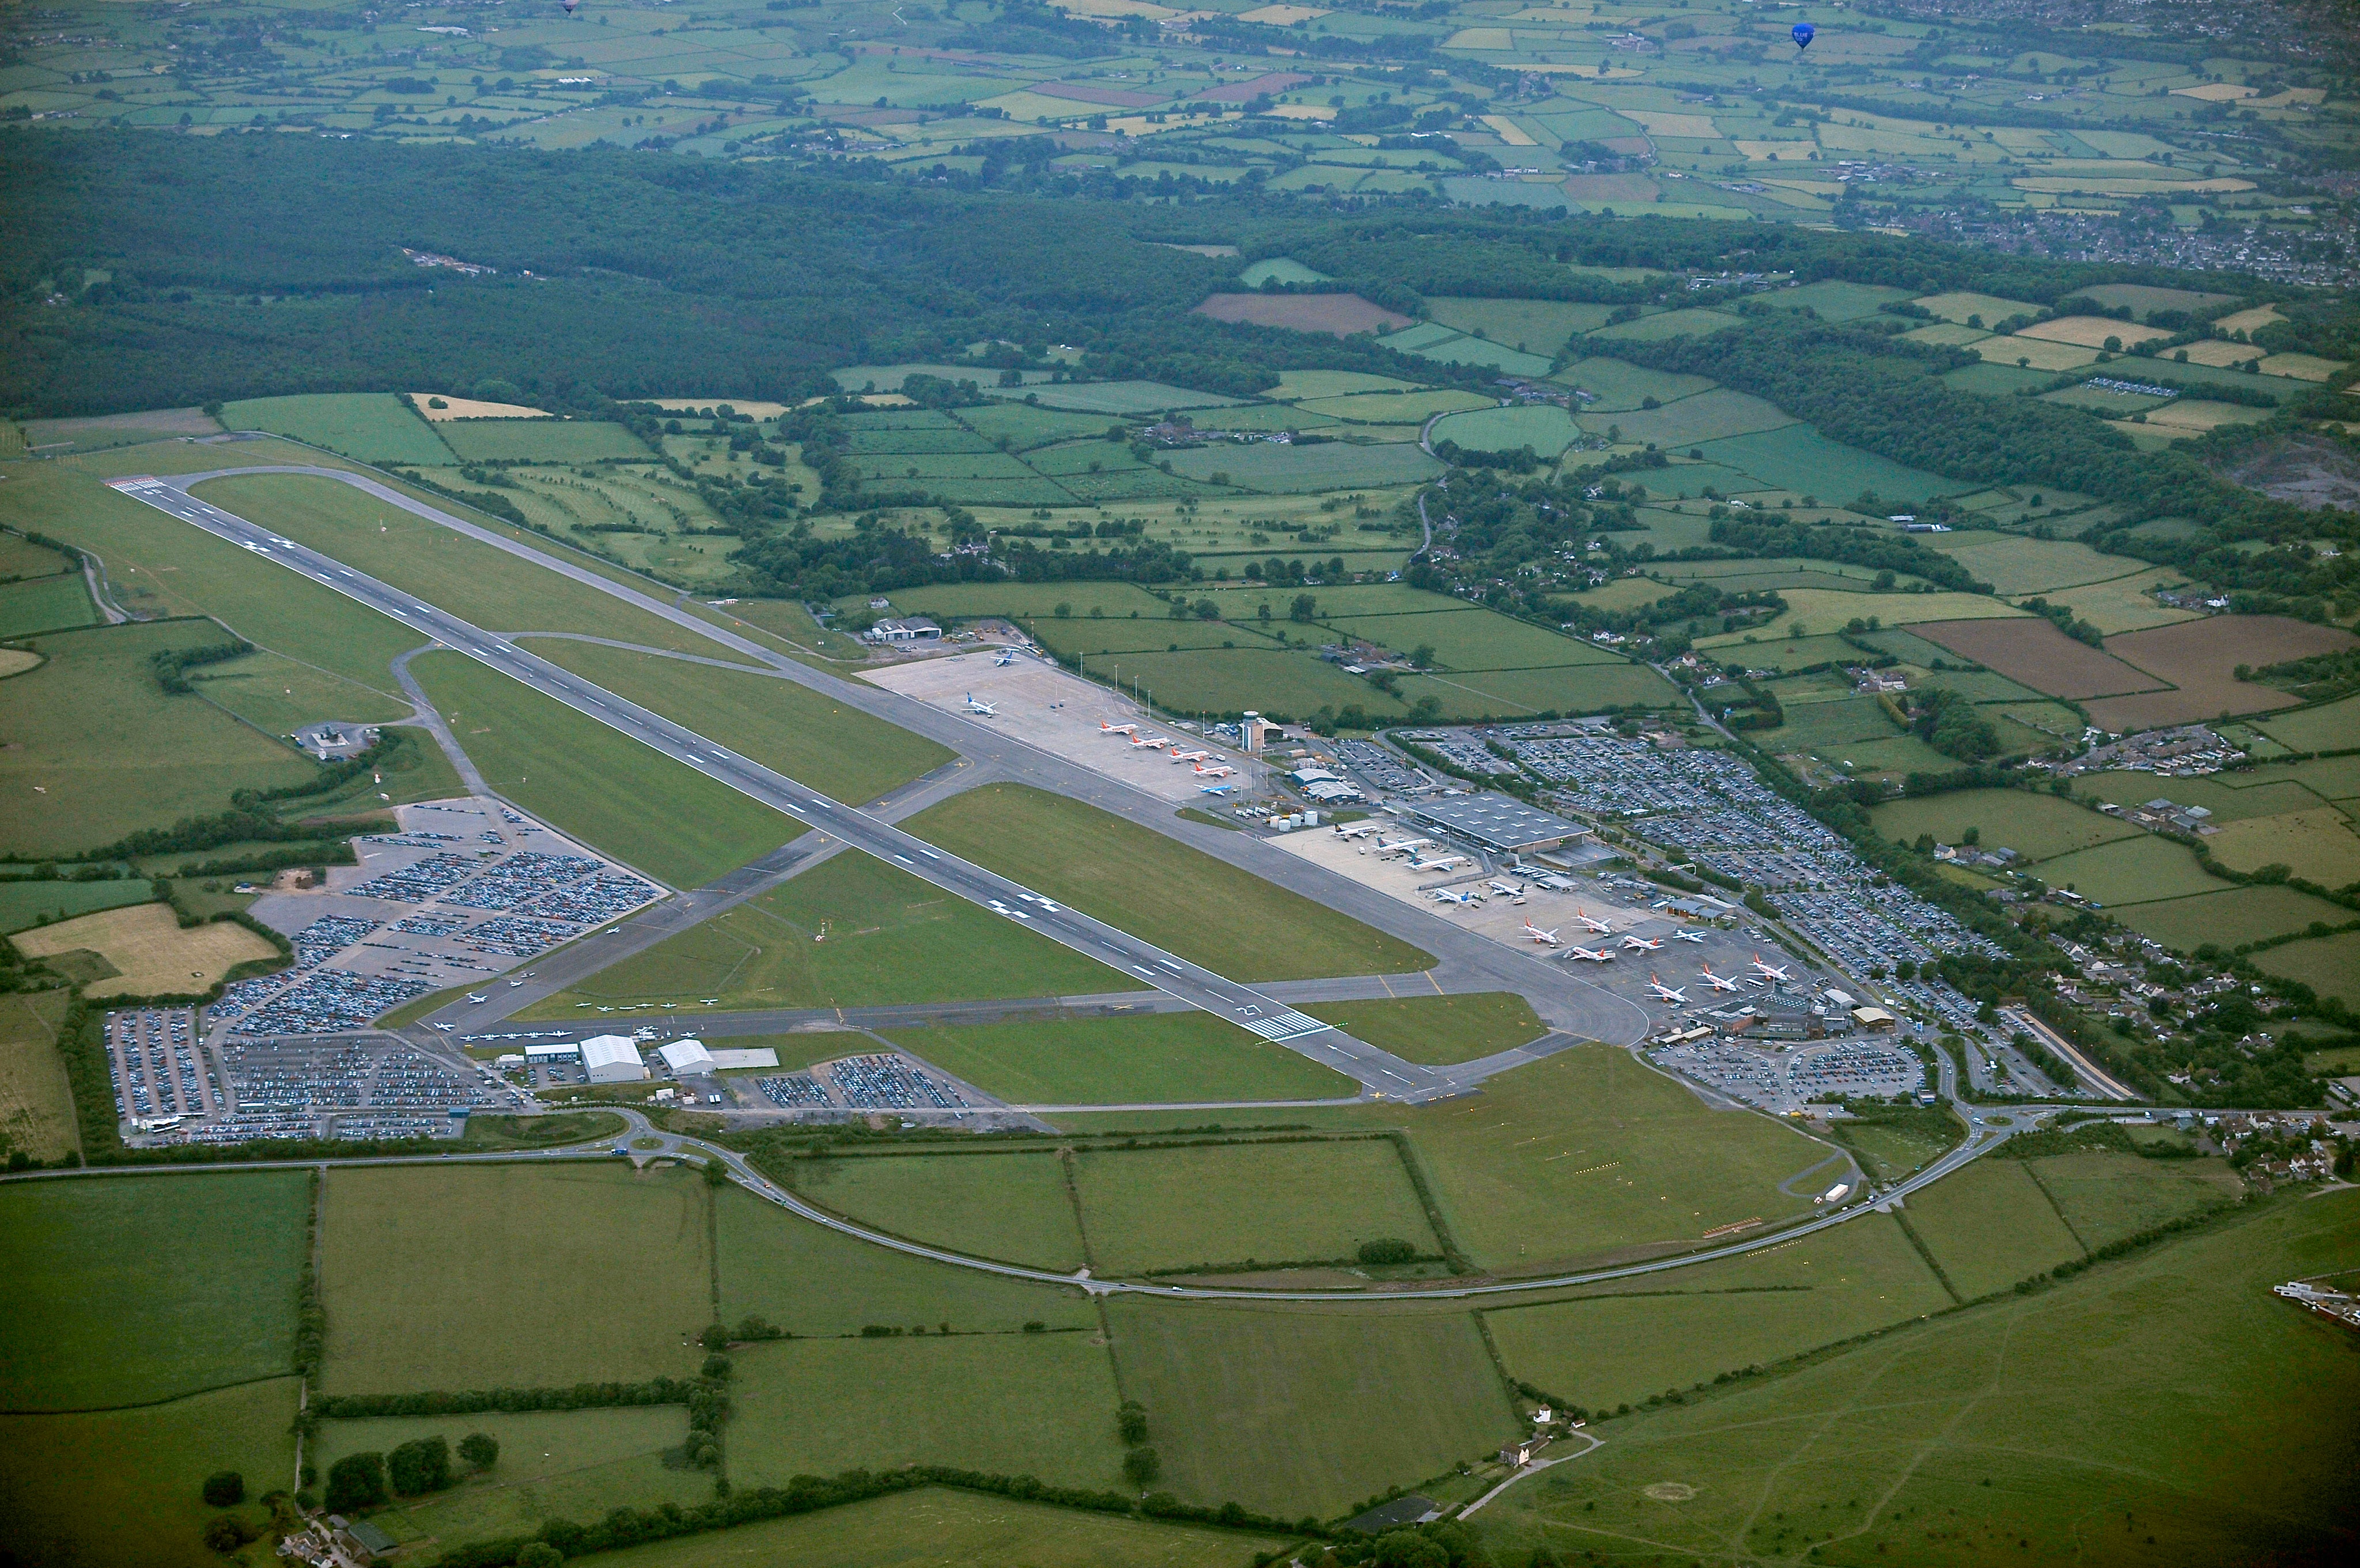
[1792,22,1815,51]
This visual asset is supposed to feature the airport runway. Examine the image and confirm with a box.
[115,475,1461,1100]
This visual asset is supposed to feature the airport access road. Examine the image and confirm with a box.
[139,465,1657,1057]
[114,476,1458,1103]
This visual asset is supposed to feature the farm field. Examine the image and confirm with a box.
[0,1377,298,1568]
[1869,790,2139,861]
[905,784,1434,982]
[219,392,455,467]
[1193,291,1410,335]
[2091,615,2357,730]
[1349,1046,1825,1274]
[1900,1157,2086,1302]
[1426,296,1620,350]
[0,571,98,636]
[791,1150,1086,1272]
[2117,883,2359,953]
[2033,834,2234,906]
[529,641,951,806]
[585,1486,1292,1568]
[1914,616,2166,699]
[1577,387,1795,448]
[312,1406,708,1552]
[1431,403,1579,455]
[1302,992,1548,1066]
[435,419,653,463]
[1107,1297,1516,1517]
[1696,425,1951,503]
[2206,809,2360,889]
[2024,1150,2241,1252]
[0,876,157,934]
[1924,534,2147,596]
[524,849,1136,1016]
[0,990,77,1163]
[1700,589,2024,645]
[1470,1196,2360,1567]
[0,1169,309,1410]
[1556,358,1720,411]
[1395,660,1680,717]
[1165,440,1443,492]
[891,1012,1356,1106]
[183,646,416,737]
[2260,694,2360,752]
[0,619,322,857]
[409,652,799,889]
[2251,931,2360,1008]
[317,1164,710,1393]
[9,901,278,998]
[1485,1214,1953,1412]
[714,1184,1096,1338]
[729,1333,1126,1491]
[1075,1138,1439,1275]
[2035,567,2208,635]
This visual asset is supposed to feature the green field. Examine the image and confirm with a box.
[1350,1046,1826,1274]
[906,784,1434,982]
[1429,403,1579,455]
[1754,692,1907,754]
[2249,930,2360,1008]
[1486,1213,1953,1412]
[1470,1195,2360,1568]
[312,1406,707,1551]
[1587,306,1742,343]
[892,1012,1356,1106]
[219,392,456,466]
[0,1170,309,1411]
[1869,789,2140,861]
[1578,387,1797,448]
[0,877,158,934]
[318,1164,710,1393]
[1299,388,1493,423]
[0,1377,298,1568]
[954,402,1127,450]
[530,641,950,805]
[1107,1297,1516,1516]
[2259,693,2360,753]
[714,1184,1096,1337]
[583,1486,1293,1568]
[410,652,798,888]
[183,646,418,737]
[730,1332,1126,1490]
[438,419,656,463]
[2024,1150,2241,1251]
[1394,661,1681,718]
[1075,1138,1438,1275]
[792,1150,1086,1272]
[0,571,97,636]
[188,474,739,657]
[2035,834,2234,906]
[1555,357,1720,411]
[1901,1157,2086,1302]
[1302,993,1547,1066]
[1426,296,1621,351]
[2118,883,2358,952]
[1164,441,1442,493]
[2072,768,2331,824]
[0,619,326,857]
[1317,607,1617,673]
[525,849,1134,1016]
[1699,425,1953,505]
[0,990,78,1162]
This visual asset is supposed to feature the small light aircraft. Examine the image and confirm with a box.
[1647,974,1689,1003]
[963,693,997,717]
[1671,929,1707,943]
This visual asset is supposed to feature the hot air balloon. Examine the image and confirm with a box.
[563,0,579,13]
[1792,22,1814,51]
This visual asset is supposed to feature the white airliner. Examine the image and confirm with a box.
[1647,974,1689,1003]
[963,692,997,717]
[1489,879,1525,899]
[1671,929,1707,943]
[1130,734,1173,748]
[1193,762,1235,779]
[1409,854,1469,872]
[1697,965,1743,992]
[1100,721,1139,736]
[1571,909,1614,934]
[1751,952,1792,981]
[1336,822,1383,839]
[1376,836,1431,856]
[1168,749,1211,764]
[1198,783,1237,796]
[994,647,1018,666]
[1429,888,1480,906]
[1564,945,1615,963]
[1521,921,1561,946]
[1621,934,1663,952]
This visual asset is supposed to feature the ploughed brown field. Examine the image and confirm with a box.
[1916,617,2165,700]
[1193,293,1414,336]
[2087,615,2358,732]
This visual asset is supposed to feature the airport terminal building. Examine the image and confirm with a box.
[1403,794,1587,857]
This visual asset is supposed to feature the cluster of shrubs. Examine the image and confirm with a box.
[324,1433,501,1512]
